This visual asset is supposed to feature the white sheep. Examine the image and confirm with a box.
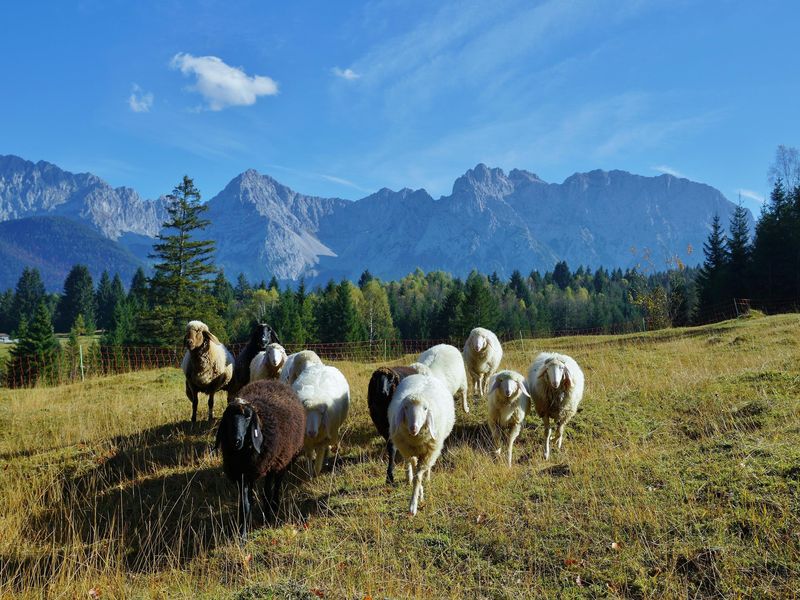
[280,350,323,385]
[181,320,234,422]
[527,352,585,460]
[249,342,288,382]
[389,374,455,515]
[416,344,469,413]
[463,327,503,399]
[486,370,531,466]
[292,363,351,476]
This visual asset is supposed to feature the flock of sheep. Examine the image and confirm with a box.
[181,320,585,537]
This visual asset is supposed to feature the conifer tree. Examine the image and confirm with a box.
[696,214,729,317]
[11,301,59,361]
[0,289,13,333]
[144,176,220,344]
[11,268,47,333]
[95,271,116,330]
[128,268,149,310]
[727,202,752,299]
[55,265,96,333]
[234,273,251,302]
[460,272,500,332]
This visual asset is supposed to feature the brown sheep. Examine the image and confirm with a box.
[181,320,234,422]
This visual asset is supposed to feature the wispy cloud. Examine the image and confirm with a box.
[170,53,278,111]
[265,164,370,194]
[332,67,361,80]
[652,165,686,178]
[737,188,764,203]
[128,84,154,113]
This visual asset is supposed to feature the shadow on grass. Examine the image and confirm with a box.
[5,419,313,585]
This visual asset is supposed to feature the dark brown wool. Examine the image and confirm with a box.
[219,379,305,484]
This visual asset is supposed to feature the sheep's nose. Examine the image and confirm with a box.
[409,424,419,436]
[234,437,244,450]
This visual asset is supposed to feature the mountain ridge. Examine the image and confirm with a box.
[0,154,753,289]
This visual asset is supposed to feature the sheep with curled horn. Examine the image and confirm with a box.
[181,320,234,422]
[526,352,585,460]
[486,370,531,466]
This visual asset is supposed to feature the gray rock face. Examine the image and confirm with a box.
[0,154,166,239]
[0,155,755,284]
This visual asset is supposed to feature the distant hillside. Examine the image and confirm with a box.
[0,216,144,291]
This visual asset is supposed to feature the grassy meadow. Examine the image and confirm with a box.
[0,314,799,598]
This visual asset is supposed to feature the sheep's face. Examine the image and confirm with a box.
[184,326,205,351]
[217,404,262,454]
[405,401,429,437]
[544,361,567,389]
[253,324,275,349]
[499,377,519,399]
[267,346,284,368]
[305,407,326,440]
[380,373,396,397]
[471,334,488,353]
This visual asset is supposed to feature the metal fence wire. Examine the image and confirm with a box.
[1,297,797,389]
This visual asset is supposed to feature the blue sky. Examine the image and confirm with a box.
[1,1,797,215]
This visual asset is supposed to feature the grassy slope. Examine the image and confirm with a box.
[0,314,798,599]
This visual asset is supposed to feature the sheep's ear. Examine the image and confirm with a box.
[322,408,333,440]
[391,405,405,433]
[204,330,221,345]
[563,366,571,386]
[250,419,263,454]
[426,410,436,442]
[487,377,500,397]
[270,329,281,344]
[519,381,532,398]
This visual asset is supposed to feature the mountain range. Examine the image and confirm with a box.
[0,154,752,291]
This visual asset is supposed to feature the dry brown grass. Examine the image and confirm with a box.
[1,314,799,598]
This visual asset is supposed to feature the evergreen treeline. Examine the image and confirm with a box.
[695,145,800,318]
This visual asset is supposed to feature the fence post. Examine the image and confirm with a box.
[79,345,85,382]
[733,298,740,318]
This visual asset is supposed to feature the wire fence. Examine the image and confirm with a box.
[2,297,798,389]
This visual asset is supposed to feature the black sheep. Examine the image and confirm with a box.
[367,366,418,484]
[229,323,281,397]
[215,379,305,538]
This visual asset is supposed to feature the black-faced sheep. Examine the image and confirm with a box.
[181,320,234,422]
[367,365,419,484]
[214,379,305,538]
[463,327,503,400]
[527,352,585,460]
[229,323,281,398]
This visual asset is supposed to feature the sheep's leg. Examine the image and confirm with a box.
[386,440,396,485]
[407,456,417,485]
[187,383,199,423]
[556,421,566,452]
[238,480,253,540]
[314,445,326,476]
[268,469,286,521]
[543,416,552,461]
[507,422,522,467]
[489,419,502,457]
[459,385,470,414]
[207,391,215,421]
[409,464,424,516]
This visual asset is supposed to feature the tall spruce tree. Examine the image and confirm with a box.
[727,202,752,299]
[11,268,47,333]
[95,271,118,330]
[144,176,220,344]
[695,214,729,318]
[128,268,149,310]
[55,265,96,333]
[460,272,500,332]
[752,180,790,299]
[11,301,59,361]
[0,289,13,333]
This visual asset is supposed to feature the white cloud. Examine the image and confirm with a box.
[332,67,361,80]
[128,84,154,113]
[652,165,686,178]
[170,53,278,111]
[737,188,764,203]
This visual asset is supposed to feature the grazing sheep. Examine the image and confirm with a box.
[215,380,305,538]
[229,323,281,398]
[417,344,469,413]
[463,327,503,399]
[367,366,419,484]
[389,374,455,516]
[181,320,234,422]
[249,343,288,382]
[280,350,323,386]
[293,364,351,476]
[527,352,585,460]
[486,370,531,466]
